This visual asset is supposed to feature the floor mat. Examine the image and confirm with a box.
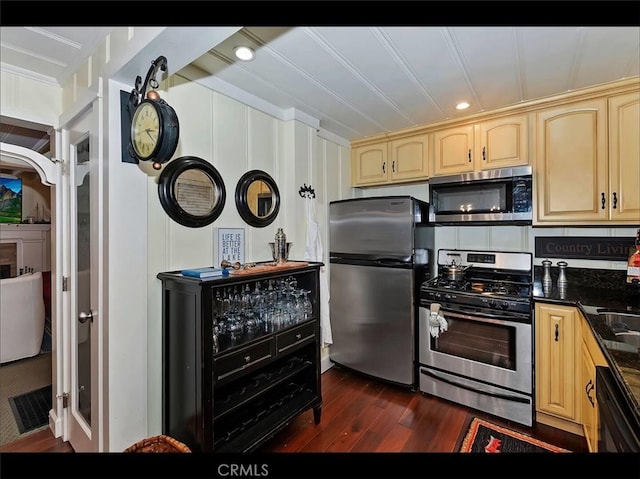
[459,417,570,453]
[8,385,52,434]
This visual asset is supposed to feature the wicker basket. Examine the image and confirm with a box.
[124,435,191,453]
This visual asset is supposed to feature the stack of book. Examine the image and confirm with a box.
[181,267,228,278]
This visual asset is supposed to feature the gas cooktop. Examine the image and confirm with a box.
[423,277,531,298]
[419,249,533,315]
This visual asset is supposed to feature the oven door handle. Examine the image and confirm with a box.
[420,367,531,404]
[434,307,525,325]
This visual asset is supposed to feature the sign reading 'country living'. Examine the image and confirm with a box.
[535,237,635,261]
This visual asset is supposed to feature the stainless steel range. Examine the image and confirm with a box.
[418,249,534,426]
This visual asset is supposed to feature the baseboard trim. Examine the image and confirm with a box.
[320,356,333,373]
[49,408,63,438]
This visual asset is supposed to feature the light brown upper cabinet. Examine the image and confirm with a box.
[535,93,639,225]
[351,134,429,187]
[432,114,529,177]
[608,91,640,223]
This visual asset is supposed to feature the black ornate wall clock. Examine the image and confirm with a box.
[128,56,179,170]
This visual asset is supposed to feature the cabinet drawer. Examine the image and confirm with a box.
[276,321,316,355]
[214,338,274,383]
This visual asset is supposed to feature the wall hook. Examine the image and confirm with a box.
[298,184,315,199]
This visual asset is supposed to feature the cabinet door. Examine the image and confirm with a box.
[580,314,609,452]
[535,99,608,224]
[389,134,429,182]
[432,125,474,176]
[609,91,640,223]
[581,344,598,452]
[477,114,529,170]
[351,141,388,186]
[535,304,580,423]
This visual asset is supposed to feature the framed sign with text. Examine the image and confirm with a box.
[535,236,634,261]
[217,228,245,265]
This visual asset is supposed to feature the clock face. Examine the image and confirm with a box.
[131,101,160,160]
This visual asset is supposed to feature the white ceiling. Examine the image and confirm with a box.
[1,26,639,148]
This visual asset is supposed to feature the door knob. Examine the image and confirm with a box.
[79,310,94,324]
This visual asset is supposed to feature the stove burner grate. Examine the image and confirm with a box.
[422,276,532,300]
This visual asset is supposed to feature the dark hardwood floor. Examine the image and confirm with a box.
[0,364,587,454]
[259,364,587,453]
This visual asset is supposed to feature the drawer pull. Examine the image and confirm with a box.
[217,353,272,381]
[278,333,314,354]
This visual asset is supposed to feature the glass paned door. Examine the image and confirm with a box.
[66,101,100,452]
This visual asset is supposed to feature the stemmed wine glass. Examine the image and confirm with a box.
[301,289,313,320]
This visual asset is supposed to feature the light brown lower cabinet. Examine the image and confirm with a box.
[535,303,582,434]
[580,315,608,452]
[535,302,610,450]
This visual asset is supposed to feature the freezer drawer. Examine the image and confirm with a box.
[329,197,423,257]
[329,262,416,387]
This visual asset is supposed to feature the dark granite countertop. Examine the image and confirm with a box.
[532,266,640,427]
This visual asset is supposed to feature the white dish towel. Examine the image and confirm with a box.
[429,303,448,338]
[303,195,332,347]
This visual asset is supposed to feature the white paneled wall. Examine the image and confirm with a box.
[144,75,350,434]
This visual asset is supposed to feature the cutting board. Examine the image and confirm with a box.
[229,261,309,275]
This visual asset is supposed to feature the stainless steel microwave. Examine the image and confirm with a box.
[428,166,533,225]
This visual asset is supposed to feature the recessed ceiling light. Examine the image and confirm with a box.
[456,102,470,110]
[234,46,255,61]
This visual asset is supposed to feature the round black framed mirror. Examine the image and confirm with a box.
[235,170,280,228]
[158,156,226,228]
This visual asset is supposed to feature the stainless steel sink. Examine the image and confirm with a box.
[597,310,640,350]
[597,310,640,332]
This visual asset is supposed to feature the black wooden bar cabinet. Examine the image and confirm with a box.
[157,262,323,452]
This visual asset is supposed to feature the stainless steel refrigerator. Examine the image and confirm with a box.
[328,196,434,388]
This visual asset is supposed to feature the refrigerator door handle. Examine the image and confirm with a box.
[376,257,412,266]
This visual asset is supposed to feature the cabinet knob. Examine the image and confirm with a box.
[295,333,302,339]
[244,355,251,363]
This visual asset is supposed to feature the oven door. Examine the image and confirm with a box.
[418,305,532,394]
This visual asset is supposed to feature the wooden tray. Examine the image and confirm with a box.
[229,261,309,275]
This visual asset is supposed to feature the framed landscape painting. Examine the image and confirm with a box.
[0,176,22,223]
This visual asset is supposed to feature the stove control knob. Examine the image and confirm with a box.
[501,301,510,309]
[486,299,497,308]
